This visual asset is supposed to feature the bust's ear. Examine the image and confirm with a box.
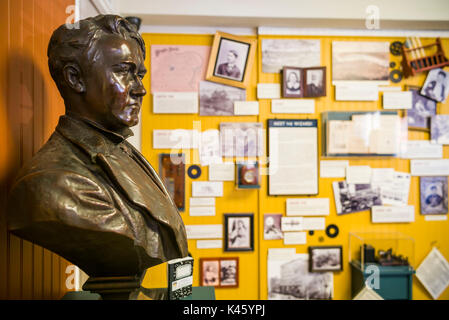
[62,63,85,93]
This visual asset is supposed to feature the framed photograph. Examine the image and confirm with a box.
[431,115,449,145]
[282,66,303,98]
[263,214,283,240]
[199,81,246,116]
[224,213,254,251]
[236,161,260,189]
[406,85,437,131]
[200,257,239,288]
[200,258,220,287]
[304,67,326,97]
[159,153,185,211]
[420,176,448,215]
[420,68,449,102]
[219,258,239,288]
[206,32,256,89]
[309,246,343,272]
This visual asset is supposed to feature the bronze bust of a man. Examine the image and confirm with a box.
[7,15,188,281]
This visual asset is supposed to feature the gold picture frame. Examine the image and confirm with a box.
[206,32,256,89]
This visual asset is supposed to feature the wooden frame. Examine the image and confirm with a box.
[309,246,343,272]
[303,66,327,98]
[224,213,254,252]
[282,66,303,98]
[200,257,239,288]
[206,32,256,89]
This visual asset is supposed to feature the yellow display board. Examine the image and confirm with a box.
[140,33,449,300]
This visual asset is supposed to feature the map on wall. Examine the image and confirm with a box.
[151,45,211,92]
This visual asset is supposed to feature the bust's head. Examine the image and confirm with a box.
[48,15,147,132]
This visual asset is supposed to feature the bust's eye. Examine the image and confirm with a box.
[115,64,131,74]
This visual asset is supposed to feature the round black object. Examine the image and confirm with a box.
[325,224,339,238]
[389,69,403,83]
[125,16,142,31]
[390,41,403,56]
[187,165,202,179]
[318,236,324,243]
[308,230,314,236]
[390,61,396,68]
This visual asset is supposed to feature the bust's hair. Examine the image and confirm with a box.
[47,15,145,96]
[229,49,238,58]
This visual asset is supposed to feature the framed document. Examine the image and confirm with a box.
[268,119,318,195]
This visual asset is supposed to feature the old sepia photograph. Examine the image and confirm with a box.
[304,67,326,97]
[220,258,239,287]
[262,39,321,73]
[268,254,333,300]
[206,32,256,88]
[282,66,303,98]
[220,122,264,157]
[264,214,283,240]
[406,86,437,131]
[199,81,246,116]
[332,41,389,83]
[224,214,254,252]
[332,181,382,215]
[200,259,220,286]
[420,177,448,215]
[421,68,449,103]
[309,246,343,272]
[431,115,449,145]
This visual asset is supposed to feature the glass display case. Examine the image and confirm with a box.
[349,231,415,300]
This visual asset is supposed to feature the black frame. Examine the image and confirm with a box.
[224,213,254,252]
[308,246,343,272]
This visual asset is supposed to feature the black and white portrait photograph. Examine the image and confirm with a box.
[282,67,302,98]
[199,81,246,116]
[224,214,254,251]
[431,115,449,145]
[220,258,239,287]
[309,246,343,272]
[304,67,326,97]
[420,177,448,215]
[214,38,249,82]
[421,68,449,102]
[406,86,437,131]
[268,254,333,300]
[332,181,382,215]
[332,41,389,83]
[206,32,256,88]
[200,259,220,287]
[264,214,283,240]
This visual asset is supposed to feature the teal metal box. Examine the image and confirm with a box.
[350,260,415,300]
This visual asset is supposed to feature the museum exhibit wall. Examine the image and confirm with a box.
[0,0,74,299]
[140,33,449,300]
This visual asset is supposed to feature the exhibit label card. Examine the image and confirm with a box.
[191,181,223,197]
[400,140,443,159]
[234,101,259,115]
[371,205,415,223]
[346,165,372,184]
[410,159,449,176]
[153,129,199,149]
[153,92,199,114]
[257,83,281,99]
[382,91,412,109]
[208,163,235,181]
[196,240,223,249]
[320,160,349,178]
[268,119,318,195]
[425,215,448,221]
[416,247,449,300]
[286,198,330,216]
[189,206,215,216]
[281,217,303,232]
[302,217,326,230]
[335,84,379,101]
[190,197,215,207]
[283,232,307,245]
[271,99,315,114]
[185,224,223,239]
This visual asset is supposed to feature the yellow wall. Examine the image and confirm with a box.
[140,33,449,300]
